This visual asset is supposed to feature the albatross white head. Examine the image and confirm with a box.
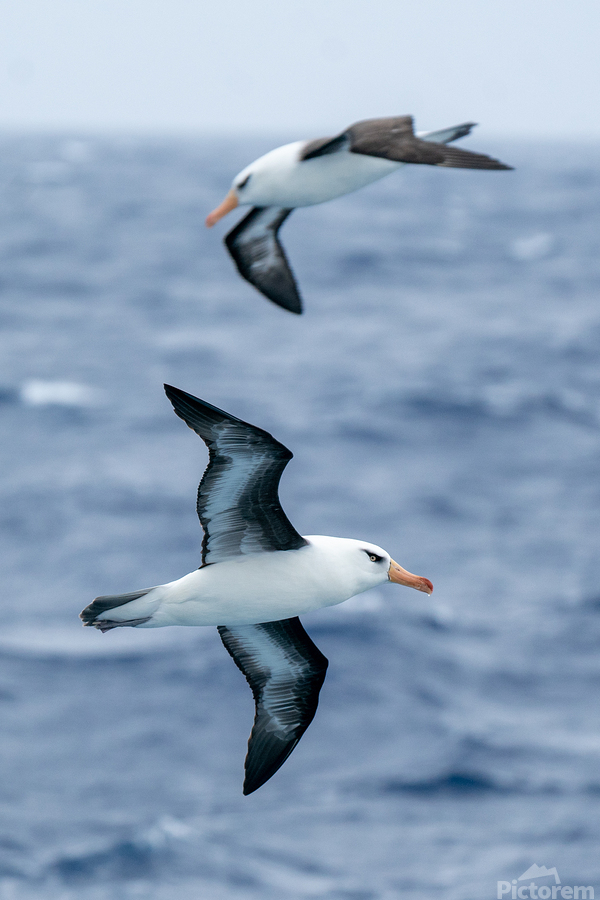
[205,141,307,227]
[205,154,272,227]
[301,535,433,608]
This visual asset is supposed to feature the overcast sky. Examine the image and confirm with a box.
[0,0,598,139]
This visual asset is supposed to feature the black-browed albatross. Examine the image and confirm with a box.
[206,115,513,313]
[80,385,433,794]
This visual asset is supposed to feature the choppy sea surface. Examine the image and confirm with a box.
[0,133,599,899]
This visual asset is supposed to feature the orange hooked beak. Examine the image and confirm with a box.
[205,189,238,227]
[388,559,433,594]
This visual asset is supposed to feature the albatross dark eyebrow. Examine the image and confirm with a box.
[237,173,251,189]
[364,550,384,562]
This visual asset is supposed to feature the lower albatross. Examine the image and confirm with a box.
[80,385,433,794]
[206,115,513,313]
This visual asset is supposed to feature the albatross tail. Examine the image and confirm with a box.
[80,589,155,632]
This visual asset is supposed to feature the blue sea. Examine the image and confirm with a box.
[0,132,599,899]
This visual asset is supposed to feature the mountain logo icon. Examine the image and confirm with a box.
[519,866,561,885]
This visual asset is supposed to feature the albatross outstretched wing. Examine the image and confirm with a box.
[224,206,302,314]
[218,617,329,794]
[164,385,307,566]
[303,115,512,170]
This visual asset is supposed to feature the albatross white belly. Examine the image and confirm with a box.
[94,536,389,628]
[237,140,402,208]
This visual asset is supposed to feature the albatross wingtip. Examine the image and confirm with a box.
[163,383,182,400]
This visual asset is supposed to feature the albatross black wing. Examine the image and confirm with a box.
[224,206,302,314]
[347,116,512,169]
[218,617,329,794]
[303,115,512,170]
[301,120,477,160]
[164,385,307,566]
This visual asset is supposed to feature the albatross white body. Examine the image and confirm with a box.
[233,140,401,209]
[93,536,400,628]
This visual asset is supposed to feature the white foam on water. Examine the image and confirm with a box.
[0,623,211,658]
[20,380,103,408]
[511,232,554,261]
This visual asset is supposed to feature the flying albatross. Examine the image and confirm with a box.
[206,115,513,313]
[80,385,433,794]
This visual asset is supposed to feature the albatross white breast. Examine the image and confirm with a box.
[80,385,433,794]
[206,115,513,314]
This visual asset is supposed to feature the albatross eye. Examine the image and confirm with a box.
[365,551,383,563]
[237,174,251,190]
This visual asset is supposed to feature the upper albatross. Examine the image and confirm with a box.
[206,115,513,313]
[80,385,433,794]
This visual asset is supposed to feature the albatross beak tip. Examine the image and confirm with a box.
[389,560,433,595]
[205,189,239,228]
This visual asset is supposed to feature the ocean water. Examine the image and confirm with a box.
[0,133,599,899]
